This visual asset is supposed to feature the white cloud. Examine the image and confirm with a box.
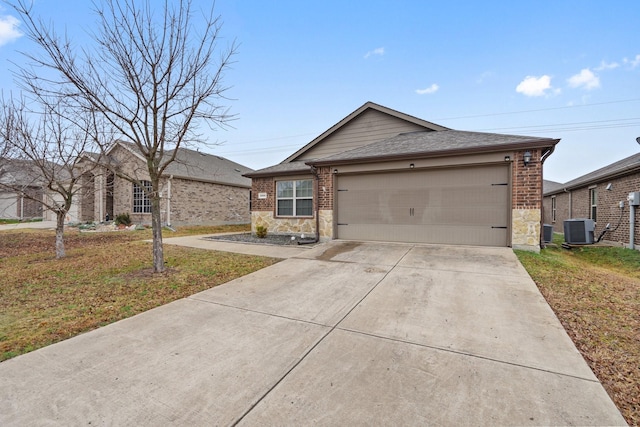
[515,75,553,97]
[567,68,600,90]
[415,84,439,95]
[595,60,619,71]
[0,15,22,47]
[364,47,384,59]
[623,54,640,68]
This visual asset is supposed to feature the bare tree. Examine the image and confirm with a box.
[9,0,236,272]
[0,95,105,258]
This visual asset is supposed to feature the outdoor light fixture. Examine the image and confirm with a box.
[333,169,338,174]
[504,155,511,162]
[410,163,415,169]
[523,151,532,166]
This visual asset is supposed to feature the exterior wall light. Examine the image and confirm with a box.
[523,151,532,166]
[410,163,415,169]
[333,169,338,174]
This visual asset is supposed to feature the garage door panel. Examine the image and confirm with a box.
[337,224,508,246]
[336,165,509,246]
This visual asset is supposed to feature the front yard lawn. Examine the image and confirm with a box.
[516,236,640,426]
[0,225,278,362]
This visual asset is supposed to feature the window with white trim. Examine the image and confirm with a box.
[589,187,597,221]
[551,196,556,222]
[133,180,152,213]
[276,179,313,217]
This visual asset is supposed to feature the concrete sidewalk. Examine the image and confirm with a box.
[0,241,626,426]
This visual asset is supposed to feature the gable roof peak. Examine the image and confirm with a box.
[281,101,449,164]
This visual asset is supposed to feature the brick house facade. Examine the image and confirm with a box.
[543,153,640,248]
[78,142,252,226]
[247,102,558,251]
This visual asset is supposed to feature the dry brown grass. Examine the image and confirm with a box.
[516,240,640,426]
[0,225,278,361]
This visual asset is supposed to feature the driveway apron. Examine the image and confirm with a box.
[0,241,626,426]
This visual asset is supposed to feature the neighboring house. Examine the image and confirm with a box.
[245,102,560,251]
[543,152,640,246]
[0,159,80,222]
[78,141,253,226]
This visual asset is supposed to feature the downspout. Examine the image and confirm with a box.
[629,202,636,250]
[539,146,554,247]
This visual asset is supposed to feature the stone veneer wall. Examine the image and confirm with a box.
[252,211,315,235]
[318,210,333,240]
[512,149,543,251]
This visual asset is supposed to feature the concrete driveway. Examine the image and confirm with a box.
[0,240,626,426]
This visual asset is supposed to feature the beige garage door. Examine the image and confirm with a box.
[336,165,510,246]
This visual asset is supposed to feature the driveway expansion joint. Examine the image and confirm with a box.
[335,327,602,384]
[232,244,414,425]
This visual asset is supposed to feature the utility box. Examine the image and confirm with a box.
[543,224,553,243]
[628,192,640,206]
[564,219,595,244]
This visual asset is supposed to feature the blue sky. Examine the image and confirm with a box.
[0,1,639,183]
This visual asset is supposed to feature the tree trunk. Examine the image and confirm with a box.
[150,188,164,273]
[55,211,66,259]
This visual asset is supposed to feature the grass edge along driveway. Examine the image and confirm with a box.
[0,225,278,362]
[516,236,639,426]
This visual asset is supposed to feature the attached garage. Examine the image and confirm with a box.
[336,164,510,246]
[246,102,560,251]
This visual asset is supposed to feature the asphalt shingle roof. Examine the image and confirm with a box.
[164,147,253,188]
[544,152,640,195]
[112,141,253,188]
[309,130,557,164]
[543,179,564,194]
[243,161,311,178]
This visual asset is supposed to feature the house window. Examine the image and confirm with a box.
[133,180,152,213]
[589,188,597,221]
[276,179,313,217]
[551,196,556,222]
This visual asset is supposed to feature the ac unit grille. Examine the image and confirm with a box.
[564,219,595,244]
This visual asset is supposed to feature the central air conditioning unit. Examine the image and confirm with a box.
[542,224,553,243]
[563,218,595,244]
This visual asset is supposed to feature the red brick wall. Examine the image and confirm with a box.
[570,187,590,218]
[317,167,333,210]
[542,172,640,245]
[251,174,323,213]
[250,177,275,211]
[542,191,571,230]
[513,149,542,209]
[590,174,640,244]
